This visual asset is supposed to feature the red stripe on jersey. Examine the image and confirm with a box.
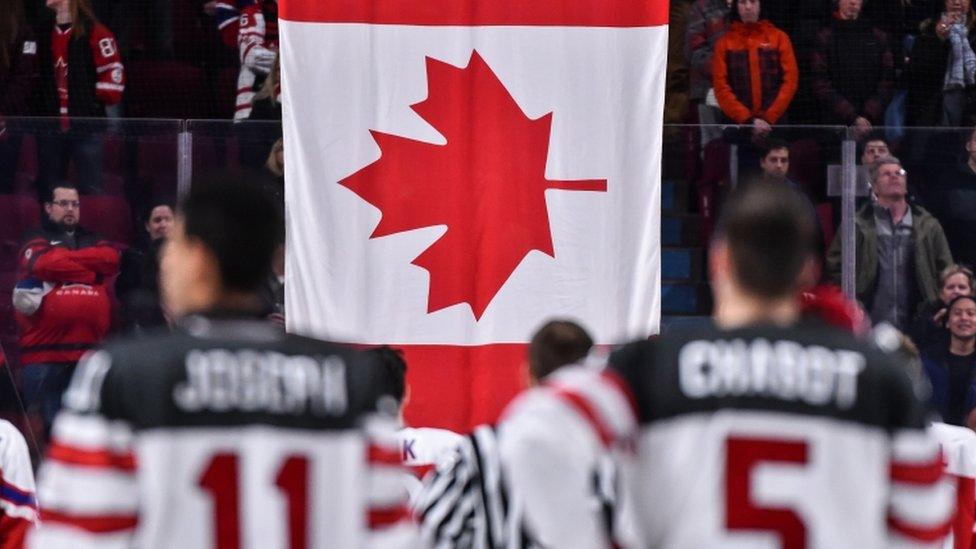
[368,505,411,529]
[368,444,401,466]
[600,369,639,421]
[887,515,953,542]
[890,454,944,484]
[39,509,138,533]
[235,104,253,111]
[47,441,137,471]
[553,388,615,447]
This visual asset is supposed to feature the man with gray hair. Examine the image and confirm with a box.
[827,155,953,331]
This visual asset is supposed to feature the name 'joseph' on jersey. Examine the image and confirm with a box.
[29,315,417,549]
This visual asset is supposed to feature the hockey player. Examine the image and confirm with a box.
[0,418,36,549]
[499,181,955,548]
[29,175,417,548]
[368,346,463,486]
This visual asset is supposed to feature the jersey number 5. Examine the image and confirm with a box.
[199,453,309,549]
[725,437,809,549]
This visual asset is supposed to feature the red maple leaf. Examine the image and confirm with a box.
[340,51,607,320]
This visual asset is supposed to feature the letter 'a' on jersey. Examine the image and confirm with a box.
[500,321,955,549]
[28,314,419,548]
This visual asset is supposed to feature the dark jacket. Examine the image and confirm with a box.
[905,19,976,126]
[929,162,976,268]
[116,237,166,333]
[811,17,894,125]
[0,23,39,116]
[922,343,976,425]
[826,201,954,311]
[33,16,105,118]
[910,299,951,351]
[685,0,731,101]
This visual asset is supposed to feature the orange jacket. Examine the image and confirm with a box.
[712,20,798,124]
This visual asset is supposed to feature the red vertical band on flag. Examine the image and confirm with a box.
[392,344,529,432]
[279,0,669,27]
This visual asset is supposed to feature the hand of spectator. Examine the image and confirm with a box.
[202,0,217,16]
[933,307,948,325]
[852,116,871,139]
[751,118,772,140]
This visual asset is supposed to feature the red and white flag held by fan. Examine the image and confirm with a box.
[280,0,668,430]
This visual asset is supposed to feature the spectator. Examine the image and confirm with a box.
[0,0,38,194]
[749,139,826,259]
[754,138,796,186]
[234,0,277,120]
[911,264,974,351]
[116,202,174,333]
[928,126,976,267]
[861,135,890,167]
[33,0,124,196]
[827,156,954,331]
[811,0,895,138]
[248,51,280,121]
[712,0,798,133]
[922,294,976,427]
[12,182,119,443]
[905,0,976,126]
[685,0,731,140]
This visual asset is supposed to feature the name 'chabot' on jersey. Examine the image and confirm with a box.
[678,338,866,408]
[173,349,349,415]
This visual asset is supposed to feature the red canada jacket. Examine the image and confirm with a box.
[16,225,119,365]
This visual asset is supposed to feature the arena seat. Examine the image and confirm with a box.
[213,67,241,120]
[816,202,835,254]
[0,196,40,271]
[126,61,212,120]
[79,195,134,245]
[15,134,36,190]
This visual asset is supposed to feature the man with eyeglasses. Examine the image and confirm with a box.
[12,183,119,445]
[827,155,953,332]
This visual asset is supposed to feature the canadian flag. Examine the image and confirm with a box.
[280,0,668,431]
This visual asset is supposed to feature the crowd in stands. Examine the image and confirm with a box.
[671,0,976,428]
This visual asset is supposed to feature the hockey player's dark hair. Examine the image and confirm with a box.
[180,171,282,292]
[715,180,818,300]
[529,320,594,382]
[367,346,407,404]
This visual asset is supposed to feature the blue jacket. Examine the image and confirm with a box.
[922,346,976,425]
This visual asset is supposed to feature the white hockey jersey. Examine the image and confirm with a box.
[28,315,418,548]
[0,420,36,549]
[499,321,955,549]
